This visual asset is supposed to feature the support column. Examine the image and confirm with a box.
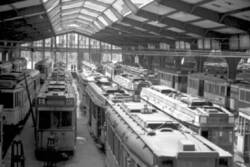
[174,56,182,70]
[42,39,45,60]
[159,56,166,69]
[31,49,34,69]
[138,55,144,67]
[195,56,207,72]
[225,57,240,81]
[147,56,153,70]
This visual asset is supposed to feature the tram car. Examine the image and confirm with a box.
[82,60,97,72]
[85,77,132,149]
[0,69,40,126]
[141,85,234,153]
[35,80,76,159]
[236,107,250,163]
[155,68,188,93]
[103,62,123,79]
[0,62,12,74]
[187,72,250,113]
[106,101,233,167]
[187,73,230,108]
[12,57,27,72]
[113,73,151,95]
[121,64,160,85]
[35,59,52,84]
[53,61,66,70]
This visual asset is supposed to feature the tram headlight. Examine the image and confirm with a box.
[38,98,45,104]
[228,116,234,124]
[200,116,207,124]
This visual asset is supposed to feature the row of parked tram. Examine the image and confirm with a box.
[0,58,77,164]
[79,61,235,167]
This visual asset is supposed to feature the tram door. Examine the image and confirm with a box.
[244,134,250,163]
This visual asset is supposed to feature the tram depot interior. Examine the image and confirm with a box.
[3,0,250,167]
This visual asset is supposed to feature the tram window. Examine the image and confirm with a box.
[201,130,209,139]
[162,160,173,167]
[39,112,51,129]
[61,112,72,127]
[0,92,13,108]
[219,158,228,167]
[52,112,60,128]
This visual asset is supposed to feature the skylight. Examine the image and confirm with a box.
[43,0,155,35]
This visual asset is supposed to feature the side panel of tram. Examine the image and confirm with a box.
[0,70,40,125]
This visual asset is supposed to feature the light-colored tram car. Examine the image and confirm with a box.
[106,101,233,167]
[103,63,123,79]
[141,85,234,153]
[155,68,188,93]
[0,69,40,126]
[85,77,132,148]
[187,73,230,109]
[35,59,52,84]
[35,80,76,158]
[82,60,97,72]
[236,107,250,163]
[121,64,160,85]
[113,73,151,95]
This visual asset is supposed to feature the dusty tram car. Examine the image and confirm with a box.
[82,60,97,72]
[85,77,132,148]
[106,101,233,167]
[0,62,12,74]
[103,63,123,79]
[35,80,76,159]
[155,68,188,93]
[121,64,160,85]
[236,107,250,163]
[35,59,52,84]
[141,85,235,153]
[0,69,40,126]
[113,73,151,95]
[187,73,230,109]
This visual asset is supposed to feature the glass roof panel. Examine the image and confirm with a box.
[78,15,93,22]
[61,1,83,10]
[94,21,103,29]
[104,9,118,22]
[85,1,106,12]
[112,0,131,16]
[48,6,60,18]
[98,16,109,26]
[46,0,59,12]
[130,0,154,8]
[95,0,115,4]
[61,10,79,16]
[80,9,100,17]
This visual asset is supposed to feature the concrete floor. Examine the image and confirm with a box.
[2,79,105,167]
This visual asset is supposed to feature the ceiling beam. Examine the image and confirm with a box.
[0,0,26,6]
[0,4,45,21]
[136,10,228,39]
[159,0,250,33]
[122,17,194,43]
